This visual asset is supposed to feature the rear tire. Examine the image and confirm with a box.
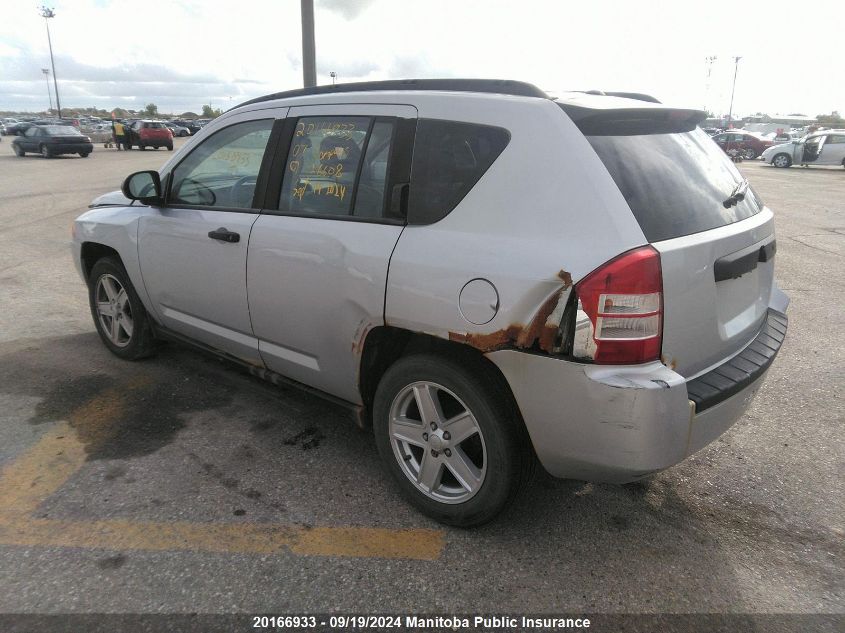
[772,153,792,168]
[139,143,146,150]
[744,148,757,160]
[88,257,156,360]
[79,152,90,157]
[167,143,173,151]
[373,354,534,527]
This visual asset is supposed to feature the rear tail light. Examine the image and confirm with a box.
[575,246,663,364]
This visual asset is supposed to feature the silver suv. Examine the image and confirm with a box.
[72,79,789,526]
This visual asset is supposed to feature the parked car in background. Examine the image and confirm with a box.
[170,120,202,135]
[11,124,93,158]
[761,130,845,168]
[165,122,191,137]
[72,80,789,526]
[711,130,774,159]
[700,126,721,136]
[6,121,37,136]
[127,120,173,151]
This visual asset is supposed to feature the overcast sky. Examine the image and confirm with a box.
[1,0,842,116]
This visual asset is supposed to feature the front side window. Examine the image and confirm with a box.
[826,135,845,144]
[169,119,273,209]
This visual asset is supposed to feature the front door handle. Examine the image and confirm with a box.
[208,227,240,243]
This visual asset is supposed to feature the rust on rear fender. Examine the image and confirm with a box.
[450,270,573,354]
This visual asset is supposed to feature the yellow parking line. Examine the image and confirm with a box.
[0,381,444,561]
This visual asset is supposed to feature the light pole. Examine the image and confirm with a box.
[42,68,54,114]
[301,0,316,88]
[330,71,337,85]
[726,56,741,129]
[39,6,61,117]
[704,55,716,113]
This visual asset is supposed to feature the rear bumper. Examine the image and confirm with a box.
[487,305,788,483]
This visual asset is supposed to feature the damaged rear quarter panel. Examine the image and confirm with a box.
[385,97,647,349]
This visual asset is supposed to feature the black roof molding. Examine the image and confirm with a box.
[231,79,549,111]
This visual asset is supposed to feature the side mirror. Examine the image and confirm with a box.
[121,170,162,205]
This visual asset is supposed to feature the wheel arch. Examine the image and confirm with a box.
[80,242,123,283]
[357,325,524,432]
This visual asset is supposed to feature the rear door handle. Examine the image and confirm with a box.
[208,227,240,243]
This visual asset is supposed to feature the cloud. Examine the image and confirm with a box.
[0,49,221,84]
[317,0,376,20]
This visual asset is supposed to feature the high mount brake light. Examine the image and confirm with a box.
[575,246,663,364]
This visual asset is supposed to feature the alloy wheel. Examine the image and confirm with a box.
[94,274,134,347]
[388,381,487,504]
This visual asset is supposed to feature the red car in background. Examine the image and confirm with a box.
[127,120,173,151]
[711,130,773,160]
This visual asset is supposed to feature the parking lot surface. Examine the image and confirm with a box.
[0,143,842,619]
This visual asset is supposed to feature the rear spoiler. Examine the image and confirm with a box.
[559,103,707,136]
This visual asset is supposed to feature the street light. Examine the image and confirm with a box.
[330,71,337,85]
[726,56,742,130]
[39,6,61,117]
[42,68,54,114]
[704,55,717,113]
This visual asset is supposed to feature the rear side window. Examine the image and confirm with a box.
[408,119,510,225]
[586,128,763,242]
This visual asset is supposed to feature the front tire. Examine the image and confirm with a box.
[373,354,533,527]
[79,152,90,157]
[167,143,173,151]
[744,148,757,160]
[40,144,52,158]
[139,143,146,150]
[13,145,24,157]
[772,153,792,168]
[88,257,156,360]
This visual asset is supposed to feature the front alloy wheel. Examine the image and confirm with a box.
[94,274,134,348]
[773,153,792,168]
[88,257,156,360]
[388,381,487,504]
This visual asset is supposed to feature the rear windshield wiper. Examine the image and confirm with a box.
[723,178,749,208]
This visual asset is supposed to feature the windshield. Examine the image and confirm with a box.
[586,127,763,242]
[44,125,81,136]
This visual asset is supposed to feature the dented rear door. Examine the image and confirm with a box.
[246,104,416,403]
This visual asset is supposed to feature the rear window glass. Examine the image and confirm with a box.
[44,125,81,135]
[145,122,166,128]
[408,119,510,224]
[586,128,762,242]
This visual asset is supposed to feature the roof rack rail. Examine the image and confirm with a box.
[580,90,662,104]
[232,79,549,110]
